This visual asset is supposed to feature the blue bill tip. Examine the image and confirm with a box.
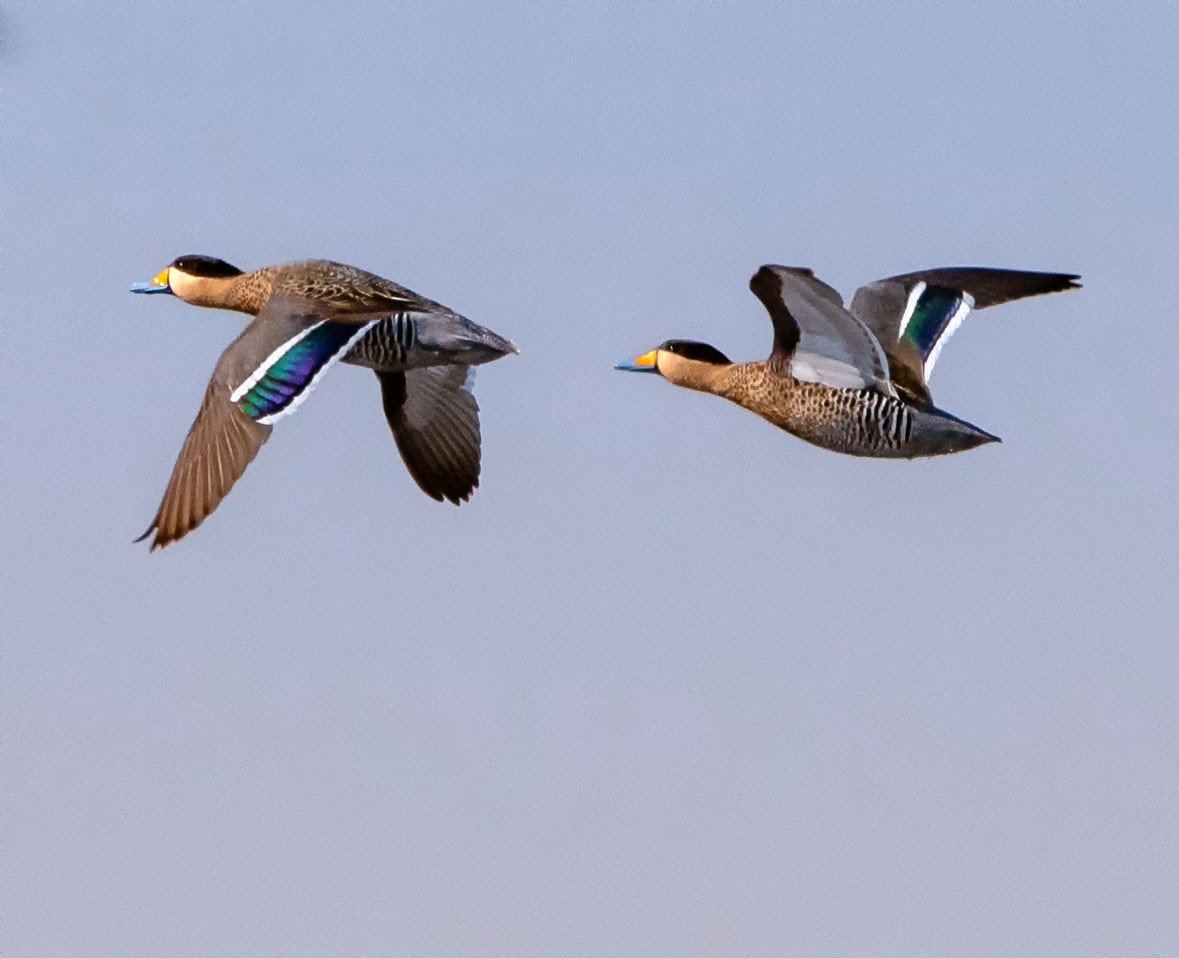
[130,281,171,294]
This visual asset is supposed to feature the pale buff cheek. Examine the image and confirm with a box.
[165,268,198,301]
[166,270,222,307]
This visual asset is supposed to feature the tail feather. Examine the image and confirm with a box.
[414,314,518,363]
[905,404,1001,457]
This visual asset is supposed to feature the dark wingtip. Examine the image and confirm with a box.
[750,265,775,285]
[967,269,1081,308]
[891,267,1083,310]
[134,521,167,551]
[749,264,815,298]
[444,478,478,505]
[749,265,781,301]
[971,268,1083,303]
[751,264,815,281]
[1043,272,1082,293]
[421,476,478,506]
[983,268,1082,306]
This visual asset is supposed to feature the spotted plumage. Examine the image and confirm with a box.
[131,256,518,549]
[617,263,1080,459]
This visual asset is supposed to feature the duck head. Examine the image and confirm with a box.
[616,339,732,390]
[131,255,244,306]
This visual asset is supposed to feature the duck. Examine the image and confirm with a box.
[131,255,518,549]
[616,264,1079,458]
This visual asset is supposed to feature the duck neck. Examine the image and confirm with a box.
[660,354,732,395]
[170,268,274,314]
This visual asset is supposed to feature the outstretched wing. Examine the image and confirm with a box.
[377,365,482,505]
[850,267,1081,403]
[137,376,273,551]
[139,301,377,549]
[749,265,890,391]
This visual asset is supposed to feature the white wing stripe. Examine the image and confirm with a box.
[897,280,927,340]
[923,293,974,380]
[254,320,379,425]
[229,321,328,403]
[228,319,379,425]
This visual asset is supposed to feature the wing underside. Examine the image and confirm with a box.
[749,265,891,391]
[377,365,482,504]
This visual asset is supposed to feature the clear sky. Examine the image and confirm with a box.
[3,2,1177,956]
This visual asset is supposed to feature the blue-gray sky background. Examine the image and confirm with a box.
[4,3,1177,955]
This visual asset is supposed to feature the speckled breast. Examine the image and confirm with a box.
[722,364,917,458]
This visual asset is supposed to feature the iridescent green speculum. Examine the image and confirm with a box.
[237,323,364,421]
[902,286,966,360]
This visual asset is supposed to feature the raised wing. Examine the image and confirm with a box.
[377,365,481,504]
[749,265,890,391]
[850,267,1080,403]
